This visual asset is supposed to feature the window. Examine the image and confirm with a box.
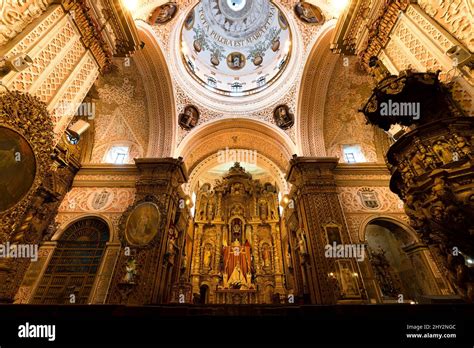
[105,146,129,164]
[342,144,366,163]
[32,218,109,304]
[231,82,243,93]
[207,76,217,88]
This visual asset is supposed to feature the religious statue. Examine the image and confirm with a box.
[297,231,308,256]
[203,244,213,270]
[286,249,293,269]
[261,243,272,269]
[259,199,269,220]
[450,134,470,156]
[222,239,252,289]
[181,253,188,271]
[231,219,242,242]
[412,143,436,174]
[432,140,453,164]
[207,200,215,221]
[228,264,245,288]
[122,258,137,284]
[231,182,243,195]
[166,226,178,264]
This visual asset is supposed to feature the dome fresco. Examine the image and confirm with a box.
[180,0,292,96]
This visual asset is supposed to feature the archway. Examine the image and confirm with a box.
[199,284,209,304]
[31,217,110,304]
[363,218,445,303]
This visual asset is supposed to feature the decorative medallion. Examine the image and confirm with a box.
[149,2,178,25]
[125,202,161,246]
[178,105,200,130]
[227,52,246,70]
[294,2,324,24]
[273,104,294,130]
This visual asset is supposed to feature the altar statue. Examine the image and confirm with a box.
[222,239,252,289]
[228,264,245,288]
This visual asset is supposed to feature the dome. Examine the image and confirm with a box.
[180,0,292,96]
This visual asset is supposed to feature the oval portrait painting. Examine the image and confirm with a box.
[125,202,161,246]
[0,127,36,212]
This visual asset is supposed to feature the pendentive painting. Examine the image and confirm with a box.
[0,127,36,212]
[125,202,161,246]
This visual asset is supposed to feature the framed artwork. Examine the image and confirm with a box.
[125,202,161,246]
[0,127,36,212]
[294,2,324,24]
[149,2,178,25]
[322,222,343,245]
[336,260,361,298]
[227,52,246,70]
[178,105,200,130]
[273,105,294,130]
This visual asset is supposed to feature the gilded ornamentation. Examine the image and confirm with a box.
[0,91,54,238]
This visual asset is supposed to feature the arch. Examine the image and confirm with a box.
[357,215,419,245]
[361,216,444,301]
[176,117,296,173]
[32,217,111,304]
[199,283,210,305]
[52,214,114,243]
[135,22,176,157]
[297,25,337,156]
[185,151,290,196]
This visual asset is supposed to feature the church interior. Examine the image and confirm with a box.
[0,0,473,344]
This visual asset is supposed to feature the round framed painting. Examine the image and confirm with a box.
[0,127,36,212]
[125,202,161,246]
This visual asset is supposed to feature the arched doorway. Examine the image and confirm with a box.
[32,217,110,304]
[364,218,444,303]
[199,285,209,304]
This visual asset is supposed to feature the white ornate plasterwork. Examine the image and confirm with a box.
[338,187,405,214]
[2,6,100,143]
[382,4,474,115]
[324,56,378,163]
[58,187,136,213]
[0,0,52,46]
[417,0,473,52]
[89,58,149,163]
